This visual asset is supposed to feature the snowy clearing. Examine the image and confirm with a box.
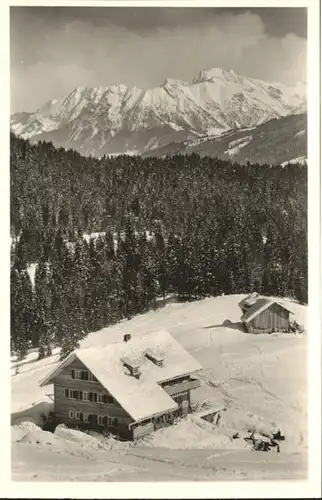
[281,156,307,167]
[225,135,253,157]
[11,294,308,481]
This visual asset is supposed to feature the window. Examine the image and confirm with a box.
[71,369,97,381]
[66,389,112,404]
[69,411,75,419]
[75,412,81,420]
[73,390,81,400]
[88,414,98,425]
[98,416,105,426]
[71,369,82,380]
[107,416,118,427]
[65,389,83,400]
[83,415,89,423]
[102,394,114,404]
[89,392,97,402]
[88,372,98,382]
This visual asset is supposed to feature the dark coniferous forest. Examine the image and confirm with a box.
[10,132,307,361]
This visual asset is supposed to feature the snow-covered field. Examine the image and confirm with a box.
[11,294,309,483]
[225,135,253,156]
[281,156,307,167]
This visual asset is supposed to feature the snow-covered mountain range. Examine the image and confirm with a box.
[10,67,307,157]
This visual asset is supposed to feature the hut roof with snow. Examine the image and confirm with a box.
[238,292,260,311]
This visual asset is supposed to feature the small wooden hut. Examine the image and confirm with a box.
[239,294,293,334]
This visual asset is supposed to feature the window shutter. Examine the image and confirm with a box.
[80,413,83,422]
[65,389,69,398]
[114,418,118,427]
[89,392,93,401]
[103,416,108,425]
[71,369,75,379]
[93,393,97,402]
[103,394,108,404]
[79,391,83,400]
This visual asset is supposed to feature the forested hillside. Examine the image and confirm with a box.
[10,132,307,361]
[145,113,307,166]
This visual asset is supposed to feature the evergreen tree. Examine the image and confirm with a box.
[10,267,33,359]
[153,226,168,298]
[59,320,81,360]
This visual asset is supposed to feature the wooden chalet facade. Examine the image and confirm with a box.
[51,357,133,438]
[238,293,293,334]
[40,330,201,440]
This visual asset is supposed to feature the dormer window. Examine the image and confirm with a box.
[121,357,141,379]
[145,349,164,367]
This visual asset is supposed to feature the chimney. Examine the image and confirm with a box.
[124,334,131,343]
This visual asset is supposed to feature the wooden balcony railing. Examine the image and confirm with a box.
[162,377,200,396]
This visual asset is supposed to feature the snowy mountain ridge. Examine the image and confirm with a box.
[142,112,307,166]
[10,67,307,157]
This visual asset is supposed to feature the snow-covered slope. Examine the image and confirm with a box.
[11,294,308,482]
[146,112,307,166]
[10,68,307,157]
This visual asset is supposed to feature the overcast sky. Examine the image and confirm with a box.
[10,7,307,113]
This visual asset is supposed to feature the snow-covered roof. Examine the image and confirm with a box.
[238,293,259,309]
[241,298,293,323]
[40,330,202,422]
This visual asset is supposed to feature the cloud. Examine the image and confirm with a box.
[239,32,307,84]
[10,9,307,112]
